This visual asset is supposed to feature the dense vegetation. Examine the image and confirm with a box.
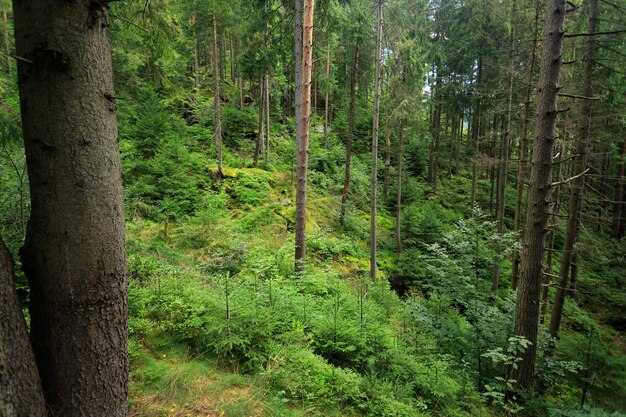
[1,0,625,415]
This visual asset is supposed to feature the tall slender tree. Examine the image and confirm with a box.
[295,0,315,273]
[370,0,383,281]
[213,12,224,178]
[510,0,566,392]
[549,0,598,338]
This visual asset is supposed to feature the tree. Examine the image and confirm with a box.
[12,0,129,415]
[370,0,383,282]
[549,0,598,338]
[295,0,315,273]
[510,0,567,392]
[0,235,46,416]
[213,11,224,178]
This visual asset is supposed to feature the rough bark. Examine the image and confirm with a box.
[0,236,47,417]
[295,0,314,273]
[549,0,597,339]
[13,0,128,414]
[512,0,541,289]
[510,0,566,392]
[371,0,383,282]
[213,13,224,178]
[339,43,360,224]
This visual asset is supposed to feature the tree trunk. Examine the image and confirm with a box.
[339,43,360,224]
[396,124,404,254]
[512,0,541,289]
[2,10,10,75]
[265,74,271,162]
[370,0,383,282]
[549,0,597,339]
[492,0,517,292]
[295,0,314,273]
[612,137,625,239]
[542,141,567,322]
[383,125,392,200]
[510,0,566,392]
[230,35,235,83]
[13,1,129,414]
[0,235,47,417]
[192,10,201,91]
[254,79,265,167]
[324,41,331,148]
[470,57,483,211]
[213,13,224,178]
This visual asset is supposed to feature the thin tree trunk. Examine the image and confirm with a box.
[238,40,244,110]
[612,137,626,239]
[230,35,235,83]
[14,0,129,414]
[265,74,271,161]
[492,0,517,292]
[324,41,331,148]
[294,0,315,273]
[219,28,226,83]
[396,124,404,254]
[542,141,567,322]
[339,43,360,224]
[549,0,597,339]
[370,0,383,282]
[0,236,47,416]
[213,13,224,178]
[512,0,541,289]
[470,58,483,211]
[295,0,303,163]
[192,10,201,91]
[383,125,392,200]
[2,10,10,75]
[510,0,566,392]
[254,79,265,167]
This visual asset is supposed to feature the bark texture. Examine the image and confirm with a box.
[0,236,47,417]
[295,0,315,273]
[549,0,597,338]
[510,0,566,392]
[13,1,128,415]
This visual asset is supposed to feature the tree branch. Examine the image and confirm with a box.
[551,168,590,186]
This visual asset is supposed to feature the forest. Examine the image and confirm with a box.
[0,0,625,416]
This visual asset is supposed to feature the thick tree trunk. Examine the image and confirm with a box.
[371,0,383,282]
[212,13,224,178]
[512,0,541,289]
[339,43,360,224]
[510,0,566,392]
[13,1,129,414]
[549,0,597,339]
[0,236,47,416]
[295,0,314,273]
[396,124,404,254]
